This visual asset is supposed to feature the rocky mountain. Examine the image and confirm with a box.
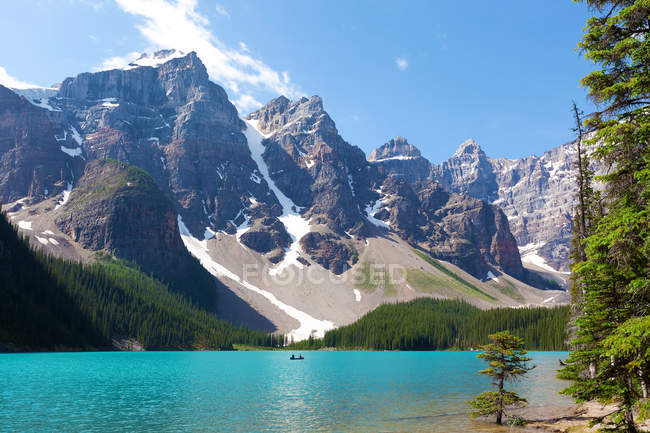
[369,136,433,182]
[373,135,582,273]
[434,140,579,272]
[0,85,69,203]
[1,50,567,341]
[54,159,219,310]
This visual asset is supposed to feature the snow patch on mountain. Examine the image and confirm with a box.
[243,119,311,276]
[178,215,335,341]
[18,220,32,230]
[364,191,390,229]
[55,182,73,209]
[486,270,500,282]
[11,87,59,111]
[60,146,83,158]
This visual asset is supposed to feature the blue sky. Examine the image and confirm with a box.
[0,0,595,163]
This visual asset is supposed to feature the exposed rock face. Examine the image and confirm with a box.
[55,51,279,240]
[374,135,581,273]
[54,159,219,310]
[434,139,499,202]
[247,96,525,279]
[300,232,358,274]
[368,136,432,182]
[0,85,68,203]
[375,176,524,279]
[435,141,579,272]
[248,96,375,234]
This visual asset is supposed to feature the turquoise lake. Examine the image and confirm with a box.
[0,351,571,432]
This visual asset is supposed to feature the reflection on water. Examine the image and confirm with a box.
[0,351,570,432]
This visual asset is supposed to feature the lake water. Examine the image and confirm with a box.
[0,351,571,432]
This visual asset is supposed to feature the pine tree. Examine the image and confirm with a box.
[468,331,534,425]
[561,1,650,431]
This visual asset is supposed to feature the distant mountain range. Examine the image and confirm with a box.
[1,50,572,341]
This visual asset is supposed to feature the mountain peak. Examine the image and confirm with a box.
[126,49,190,69]
[368,136,421,162]
[247,94,332,135]
[452,139,484,158]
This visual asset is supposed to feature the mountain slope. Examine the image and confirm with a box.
[0,85,69,203]
[0,209,275,351]
[434,140,580,272]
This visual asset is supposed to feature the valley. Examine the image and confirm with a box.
[1,51,573,342]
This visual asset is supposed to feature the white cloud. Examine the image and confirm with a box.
[94,52,141,71]
[235,94,263,112]
[0,66,41,89]
[395,57,408,71]
[239,41,249,52]
[352,115,359,121]
[105,0,303,113]
[215,3,230,19]
[68,0,107,11]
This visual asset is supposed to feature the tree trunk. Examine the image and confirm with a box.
[624,408,637,433]
[589,362,597,379]
[639,367,648,399]
[496,376,504,425]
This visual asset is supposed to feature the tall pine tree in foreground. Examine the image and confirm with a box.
[561,1,650,431]
[468,331,534,425]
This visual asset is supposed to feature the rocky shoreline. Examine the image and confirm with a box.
[512,401,650,432]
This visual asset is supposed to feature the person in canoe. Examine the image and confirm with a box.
[290,354,304,360]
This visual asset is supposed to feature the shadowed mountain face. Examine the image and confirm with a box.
[54,159,220,311]
[0,85,68,203]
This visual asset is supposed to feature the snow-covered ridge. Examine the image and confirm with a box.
[120,50,187,70]
[369,155,418,163]
[178,216,335,341]
[11,87,59,111]
[243,119,311,276]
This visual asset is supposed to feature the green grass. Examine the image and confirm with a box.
[405,268,448,294]
[355,262,377,292]
[355,262,396,296]
[233,344,278,351]
[491,279,525,302]
[383,268,396,297]
[412,249,496,303]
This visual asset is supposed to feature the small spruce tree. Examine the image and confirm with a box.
[468,331,534,425]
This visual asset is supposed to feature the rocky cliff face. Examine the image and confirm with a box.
[368,136,432,182]
[365,175,525,279]
[247,97,524,279]
[434,139,499,202]
[0,85,69,203]
[55,50,279,241]
[248,95,375,234]
[434,140,578,272]
[373,135,581,273]
[54,159,219,310]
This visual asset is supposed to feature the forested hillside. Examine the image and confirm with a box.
[0,210,275,351]
[291,298,569,351]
